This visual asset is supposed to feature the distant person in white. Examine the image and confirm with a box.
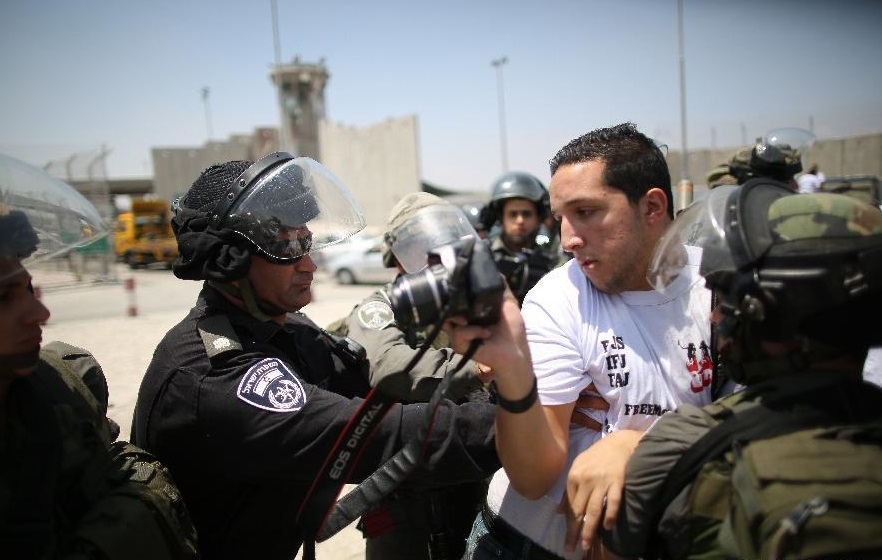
[797,164,822,194]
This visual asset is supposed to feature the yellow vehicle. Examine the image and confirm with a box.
[113,198,178,269]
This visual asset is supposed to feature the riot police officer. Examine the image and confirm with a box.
[130,153,500,560]
[481,171,565,305]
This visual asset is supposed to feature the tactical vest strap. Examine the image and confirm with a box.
[659,376,882,508]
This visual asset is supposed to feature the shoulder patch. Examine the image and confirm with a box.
[357,300,395,330]
[237,358,307,413]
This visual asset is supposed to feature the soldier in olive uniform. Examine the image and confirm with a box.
[0,153,198,559]
[602,180,882,560]
[481,171,566,305]
[705,127,817,191]
[329,192,495,560]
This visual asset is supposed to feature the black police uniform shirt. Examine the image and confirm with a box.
[130,284,499,560]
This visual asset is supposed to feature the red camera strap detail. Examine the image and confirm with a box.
[296,386,396,540]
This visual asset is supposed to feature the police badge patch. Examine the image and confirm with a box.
[237,358,307,412]
[358,300,395,330]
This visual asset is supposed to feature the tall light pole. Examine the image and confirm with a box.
[491,56,509,173]
[676,0,689,182]
[201,86,214,142]
[270,0,289,153]
[675,0,693,213]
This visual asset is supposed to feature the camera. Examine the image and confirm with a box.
[386,235,504,328]
[494,253,528,295]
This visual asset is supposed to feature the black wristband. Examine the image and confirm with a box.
[490,377,538,414]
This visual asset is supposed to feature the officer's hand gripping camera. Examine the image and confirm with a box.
[386,235,504,328]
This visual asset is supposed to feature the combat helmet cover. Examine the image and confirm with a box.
[383,192,478,273]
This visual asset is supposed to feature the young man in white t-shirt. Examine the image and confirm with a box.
[447,122,715,560]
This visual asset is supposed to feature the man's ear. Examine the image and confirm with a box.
[642,187,669,223]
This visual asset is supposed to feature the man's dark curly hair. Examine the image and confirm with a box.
[549,122,674,219]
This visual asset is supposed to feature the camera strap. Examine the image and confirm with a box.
[295,384,397,544]
[300,239,483,542]
[299,331,480,543]
[316,338,480,541]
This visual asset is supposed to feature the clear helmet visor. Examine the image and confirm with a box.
[389,204,478,273]
[0,153,108,280]
[647,186,738,292]
[220,156,366,262]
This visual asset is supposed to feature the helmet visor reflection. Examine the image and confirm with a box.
[389,205,478,273]
[220,157,365,263]
[0,153,108,280]
[647,186,738,292]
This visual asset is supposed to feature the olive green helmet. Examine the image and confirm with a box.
[649,178,882,353]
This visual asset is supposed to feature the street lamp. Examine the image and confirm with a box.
[270,0,289,153]
[675,0,693,213]
[201,86,214,142]
[491,56,509,172]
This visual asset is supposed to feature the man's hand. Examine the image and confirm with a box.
[475,362,494,384]
[557,430,642,553]
[443,285,531,380]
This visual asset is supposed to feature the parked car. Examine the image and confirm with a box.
[324,236,394,285]
[311,230,380,271]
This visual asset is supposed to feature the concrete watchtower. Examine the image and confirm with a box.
[269,56,329,160]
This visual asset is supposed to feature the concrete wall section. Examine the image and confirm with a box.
[151,129,279,203]
[830,135,882,178]
[319,115,422,229]
[666,133,882,188]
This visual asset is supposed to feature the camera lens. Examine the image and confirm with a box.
[387,265,450,327]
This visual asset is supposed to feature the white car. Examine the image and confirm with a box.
[324,236,394,285]
[311,230,379,271]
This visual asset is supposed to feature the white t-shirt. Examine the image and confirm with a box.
[486,246,713,559]
[797,173,821,194]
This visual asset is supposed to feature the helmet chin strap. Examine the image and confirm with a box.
[725,319,851,384]
[210,279,285,322]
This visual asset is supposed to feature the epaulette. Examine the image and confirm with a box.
[197,314,244,359]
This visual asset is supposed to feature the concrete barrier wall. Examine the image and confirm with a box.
[666,133,882,187]
[144,130,882,222]
[319,115,422,229]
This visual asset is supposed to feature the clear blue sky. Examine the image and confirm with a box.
[2,0,881,192]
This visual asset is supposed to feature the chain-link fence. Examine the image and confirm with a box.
[32,146,119,285]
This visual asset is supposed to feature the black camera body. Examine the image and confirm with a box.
[386,235,504,328]
[494,253,528,295]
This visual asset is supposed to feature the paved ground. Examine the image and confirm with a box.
[35,262,383,560]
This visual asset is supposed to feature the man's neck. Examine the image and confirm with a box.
[209,281,287,324]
